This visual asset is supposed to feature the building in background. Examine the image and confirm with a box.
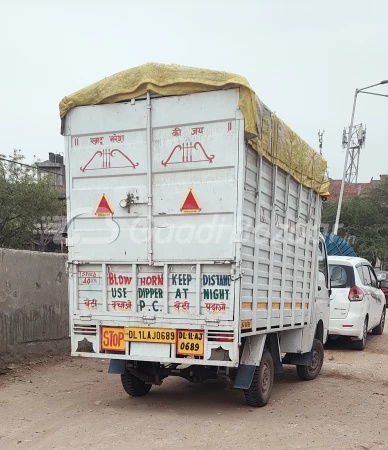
[33,153,67,252]
[328,174,388,200]
[35,152,65,190]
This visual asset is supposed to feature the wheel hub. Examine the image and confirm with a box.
[261,363,270,392]
[311,349,319,371]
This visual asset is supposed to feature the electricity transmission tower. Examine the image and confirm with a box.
[342,123,366,183]
[318,130,324,155]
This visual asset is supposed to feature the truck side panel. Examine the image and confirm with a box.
[240,147,321,334]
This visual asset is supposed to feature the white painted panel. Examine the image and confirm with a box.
[64,101,147,136]
[67,123,148,261]
[153,215,234,261]
[130,342,171,357]
[150,94,238,261]
[151,89,239,129]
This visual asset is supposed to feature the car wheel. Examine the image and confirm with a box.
[351,318,368,350]
[372,307,386,335]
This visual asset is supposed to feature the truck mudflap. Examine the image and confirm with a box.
[234,334,283,389]
[108,359,126,374]
[234,365,257,390]
[282,351,313,366]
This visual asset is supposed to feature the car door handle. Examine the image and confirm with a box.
[318,286,322,291]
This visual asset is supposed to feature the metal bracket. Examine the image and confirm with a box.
[266,333,283,373]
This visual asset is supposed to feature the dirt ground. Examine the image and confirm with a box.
[1,332,388,450]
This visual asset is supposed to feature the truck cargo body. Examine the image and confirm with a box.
[64,88,329,405]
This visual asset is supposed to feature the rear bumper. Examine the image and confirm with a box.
[71,320,240,367]
[71,351,240,367]
[328,314,364,338]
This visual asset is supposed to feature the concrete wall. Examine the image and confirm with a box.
[0,249,69,366]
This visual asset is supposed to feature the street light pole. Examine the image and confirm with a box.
[333,80,388,235]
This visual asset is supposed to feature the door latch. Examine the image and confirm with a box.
[119,192,139,213]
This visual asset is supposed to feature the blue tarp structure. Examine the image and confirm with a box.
[324,232,356,257]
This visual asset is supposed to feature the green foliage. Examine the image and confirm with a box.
[0,150,63,249]
[322,181,388,262]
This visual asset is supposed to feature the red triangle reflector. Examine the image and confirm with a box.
[95,194,114,216]
[181,189,201,213]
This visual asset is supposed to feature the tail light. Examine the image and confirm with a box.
[348,286,364,301]
[212,334,233,342]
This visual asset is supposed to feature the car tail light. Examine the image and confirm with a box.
[348,286,364,301]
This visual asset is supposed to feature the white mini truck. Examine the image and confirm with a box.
[61,64,331,407]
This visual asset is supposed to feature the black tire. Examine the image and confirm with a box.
[351,318,368,350]
[372,307,386,335]
[328,335,339,340]
[121,370,152,397]
[296,339,324,381]
[244,350,274,407]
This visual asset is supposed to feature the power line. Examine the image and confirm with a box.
[0,156,65,178]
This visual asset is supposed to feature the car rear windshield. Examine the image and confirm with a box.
[329,264,355,289]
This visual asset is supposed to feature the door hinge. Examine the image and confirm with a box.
[142,316,156,323]
[79,314,92,321]
[205,318,220,326]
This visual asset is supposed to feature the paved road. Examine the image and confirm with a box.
[1,332,388,450]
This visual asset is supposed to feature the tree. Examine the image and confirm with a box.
[322,182,388,264]
[0,150,63,250]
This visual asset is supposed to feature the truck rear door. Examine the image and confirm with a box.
[64,89,243,328]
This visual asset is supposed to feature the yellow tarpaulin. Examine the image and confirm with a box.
[59,63,329,194]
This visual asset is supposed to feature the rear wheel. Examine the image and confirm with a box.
[351,318,368,350]
[244,350,274,407]
[329,335,339,340]
[372,307,386,335]
[296,339,324,381]
[121,370,152,397]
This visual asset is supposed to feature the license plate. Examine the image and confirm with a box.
[101,327,126,352]
[124,327,176,343]
[176,330,204,356]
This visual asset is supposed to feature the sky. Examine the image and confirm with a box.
[1,0,388,182]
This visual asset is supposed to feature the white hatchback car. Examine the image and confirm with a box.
[328,256,386,350]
